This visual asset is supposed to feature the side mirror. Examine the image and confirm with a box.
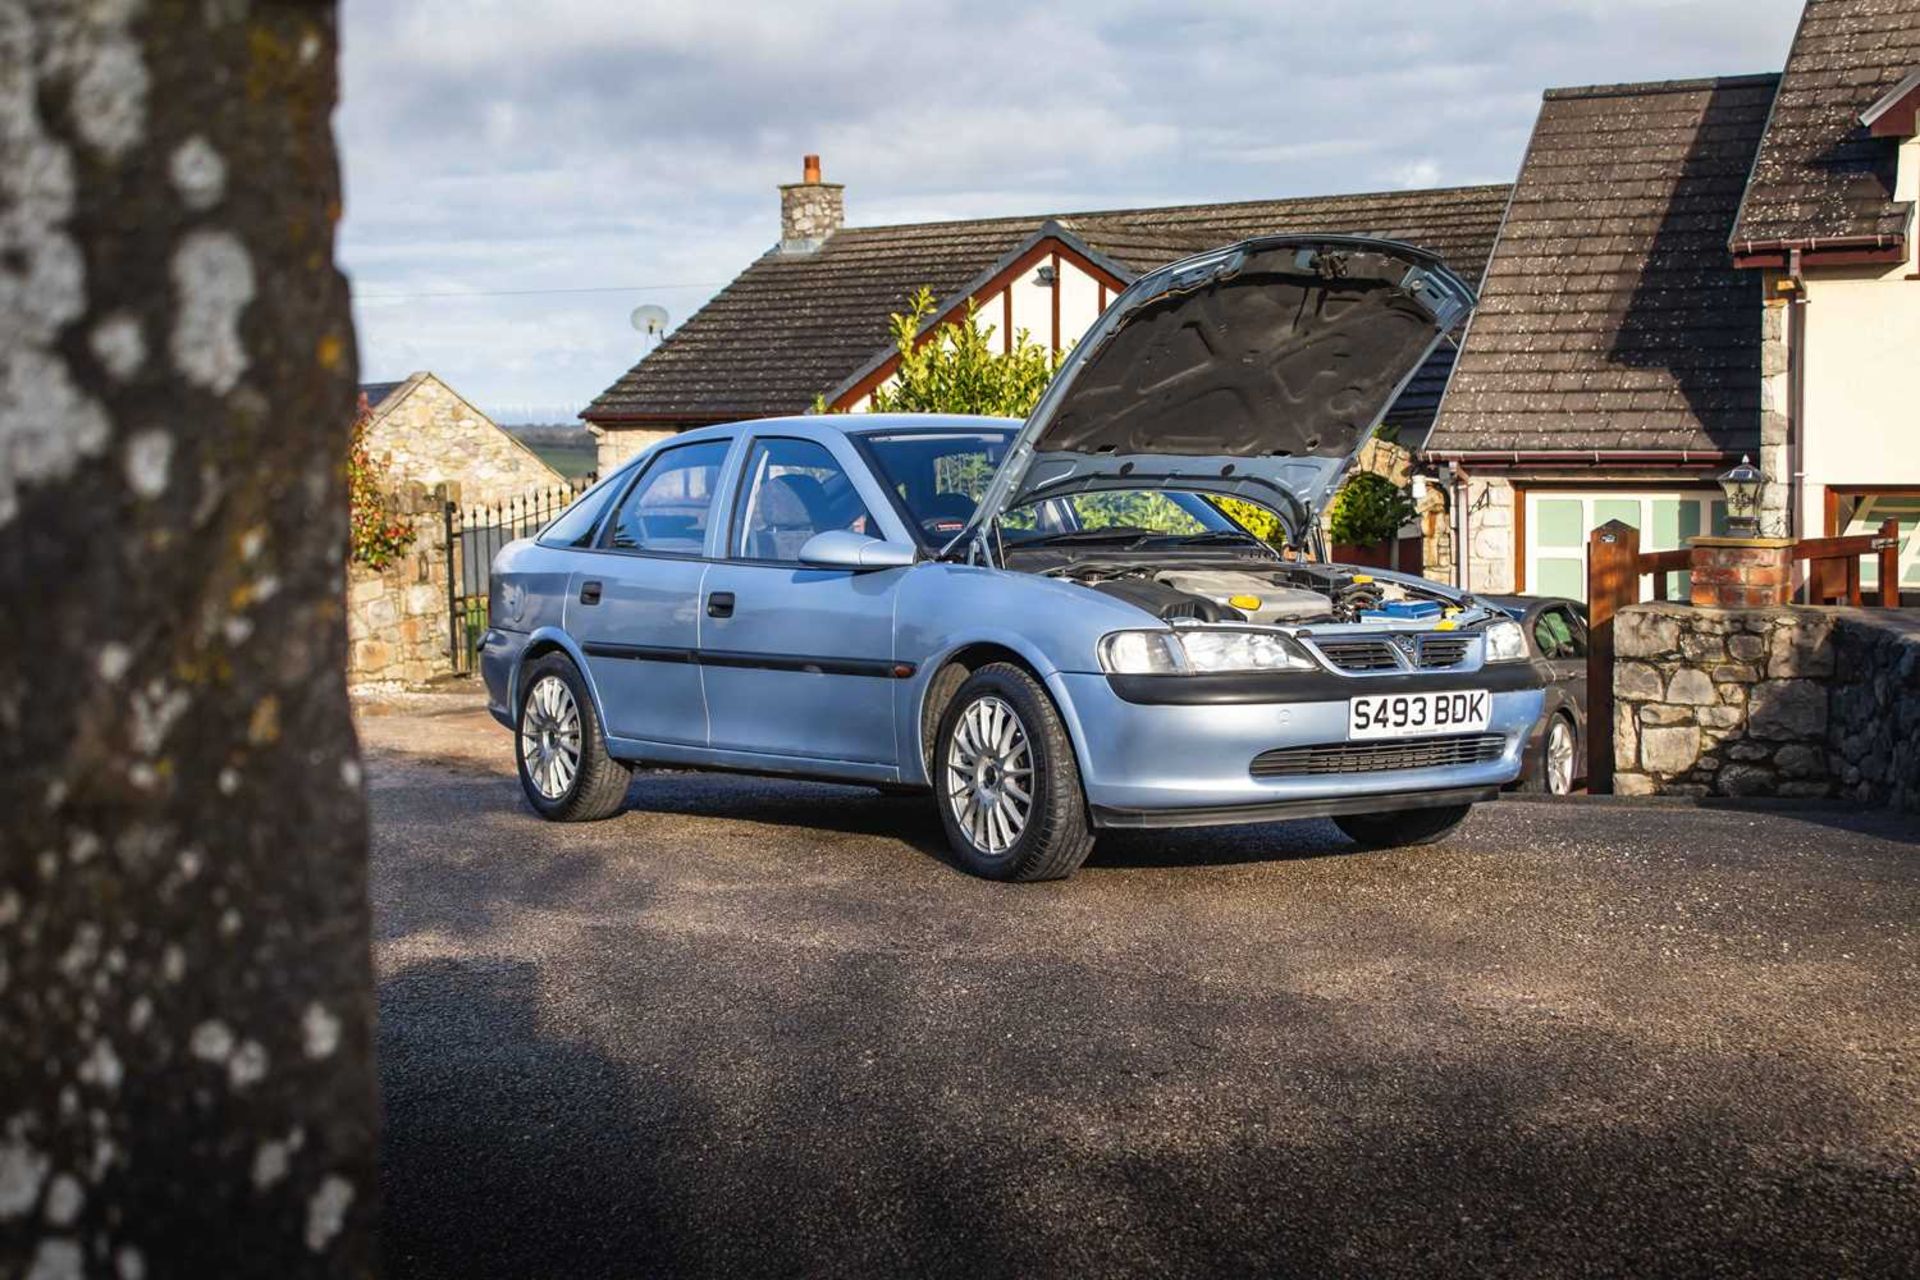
[797,529,917,571]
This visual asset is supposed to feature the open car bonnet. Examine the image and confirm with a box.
[957,234,1475,551]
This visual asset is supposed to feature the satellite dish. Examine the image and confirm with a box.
[629,304,669,336]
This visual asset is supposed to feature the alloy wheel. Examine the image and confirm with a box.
[945,695,1035,856]
[1547,718,1576,796]
[521,674,583,800]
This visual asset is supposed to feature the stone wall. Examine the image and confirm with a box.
[592,424,677,479]
[1612,602,1920,810]
[346,493,454,685]
[1829,610,1920,811]
[365,373,566,505]
[1464,475,1516,593]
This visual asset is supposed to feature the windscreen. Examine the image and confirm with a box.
[864,429,1288,550]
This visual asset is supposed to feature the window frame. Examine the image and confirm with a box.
[595,437,735,561]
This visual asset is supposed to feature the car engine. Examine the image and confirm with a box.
[1057,560,1444,626]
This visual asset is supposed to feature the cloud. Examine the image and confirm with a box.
[337,0,1805,421]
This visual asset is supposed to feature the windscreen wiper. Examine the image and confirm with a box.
[1008,526,1155,547]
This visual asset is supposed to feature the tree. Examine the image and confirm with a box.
[1,6,375,1275]
[1327,472,1418,547]
[841,287,1065,418]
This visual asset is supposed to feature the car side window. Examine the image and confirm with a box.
[604,440,730,555]
[1554,606,1589,658]
[734,438,877,562]
[536,468,626,547]
[1534,607,1580,659]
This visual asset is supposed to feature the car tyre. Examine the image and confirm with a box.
[1517,713,1579,796]
[1333,803,1473,850]
[516,652,630,822]
[934,663,1094,881]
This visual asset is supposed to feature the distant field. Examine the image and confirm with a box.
[523,441,598,482]
[505,425,598,483]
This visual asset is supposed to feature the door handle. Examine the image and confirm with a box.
[707,591,735,618]
[579,580,602,605]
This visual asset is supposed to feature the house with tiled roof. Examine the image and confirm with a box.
[1729,0,1920,593]
[1424,74,1781,597]
[584,156,1510,473]
[1427,0,1920,597]
[584,0,1920,598]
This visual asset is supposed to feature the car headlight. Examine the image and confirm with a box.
[1099,629,1315,675]
[1482,619,1529,663]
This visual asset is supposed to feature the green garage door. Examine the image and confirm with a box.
[1525,490,1728,601]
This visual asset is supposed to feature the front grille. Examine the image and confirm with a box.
[1250,734,1506,779]
[1312,638,1402,672]
[1417,636,1472,668]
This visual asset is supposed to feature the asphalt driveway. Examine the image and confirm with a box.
[360,690,1920,1278]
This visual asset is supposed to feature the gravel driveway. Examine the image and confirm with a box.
[360,690,1919,1278]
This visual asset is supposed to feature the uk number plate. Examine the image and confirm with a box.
[1348,689,1490,740]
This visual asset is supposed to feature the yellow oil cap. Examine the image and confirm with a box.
[1434,619,1458,631]
[1352,574,1374,584]
[1228,594,1263,611]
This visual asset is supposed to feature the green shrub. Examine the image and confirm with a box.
[1327,472,1415,547]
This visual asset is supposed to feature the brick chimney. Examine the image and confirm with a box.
[778,154,843,254]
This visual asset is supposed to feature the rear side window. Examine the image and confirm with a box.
[604,440,730,555]
[536,469,625,548]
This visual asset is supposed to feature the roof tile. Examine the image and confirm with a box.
[1731,0,1919,246]
[1429,75,1778,456]
[585,185,1511,426]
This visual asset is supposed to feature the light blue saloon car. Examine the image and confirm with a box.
[482,235,1549,880]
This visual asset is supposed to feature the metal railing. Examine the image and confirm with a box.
[443,480,591,674]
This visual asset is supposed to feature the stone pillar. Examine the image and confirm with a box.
[778,154,844,254]
[1758,294,1794,537]
[1688,536,1796,607]
[1417,480,1455,586]
[1464,476,1516,593]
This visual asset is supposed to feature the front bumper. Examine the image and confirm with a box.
[1047,669,1545,826]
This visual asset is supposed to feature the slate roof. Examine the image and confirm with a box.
[584,184,1512,428]
[360,380,406,410]
[1427,75,1780,457]
[1731,0,1920,249]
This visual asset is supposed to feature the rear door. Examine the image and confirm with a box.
[1532,603,1589,733]
[568,437,733,746]
[698,432,909,766]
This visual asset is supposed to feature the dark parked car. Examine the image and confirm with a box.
[1482,596,1588,795]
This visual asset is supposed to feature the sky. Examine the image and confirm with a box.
[336,0,1806,425]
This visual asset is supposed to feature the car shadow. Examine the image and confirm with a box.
[1087,819,1360,869]
[620,769,958,862]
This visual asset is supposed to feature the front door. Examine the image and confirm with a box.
[699,435,904,765]
[569,438,732,746]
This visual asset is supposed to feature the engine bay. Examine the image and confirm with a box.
[1009,547,1464,627]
